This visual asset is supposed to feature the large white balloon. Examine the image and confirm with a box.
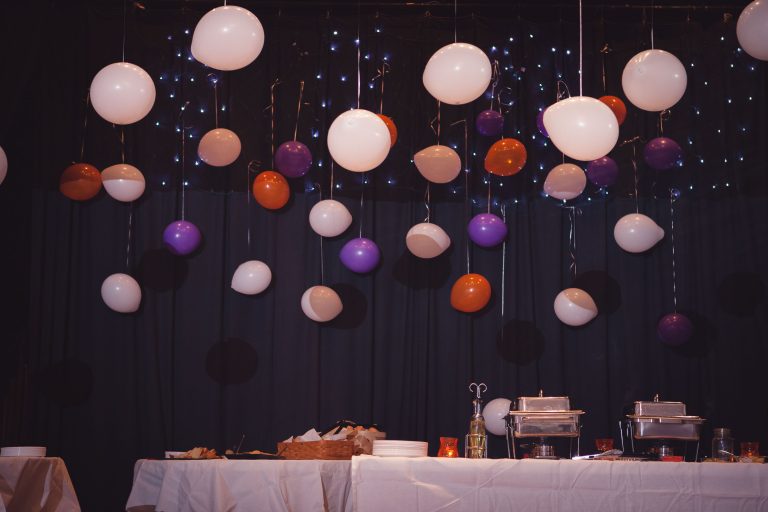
[231,260,271,295]
[198,128,242,167]
[423,43,492,105]
[554,288,598,326]
[622,50,687,112]
[543,97,619,162]
[614,213,665,253]
[738,0,768,61]
[405,222,451,259]
[101,273,141,313]
[0,146,7,186]
[309,199,352,237]
[483,398,512,436]
[90,62,156,125]
[327,109,390,172]
[191,5,265,71]
[102,164,145,202]
[301,285,343,322]
[414,145,462,184]
[543,163,587,200]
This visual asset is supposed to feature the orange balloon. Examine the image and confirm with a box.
[252,171,289,210]
[60,163,102,200]
[377,114,398,147]
[598,95,627,125]
[450,273,491,313]
[484,138,527,176]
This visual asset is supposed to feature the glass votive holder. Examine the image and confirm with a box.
[438,437,459,457]
[741,441,760,458]
[595,438,614,452]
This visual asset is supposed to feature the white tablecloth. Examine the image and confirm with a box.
[0,457,81,512]
[125,459,351,512]
[351,456,768,512]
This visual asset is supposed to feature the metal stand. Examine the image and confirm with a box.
[618,420,701,461]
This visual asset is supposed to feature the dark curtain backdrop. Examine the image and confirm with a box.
[1,1,767,510]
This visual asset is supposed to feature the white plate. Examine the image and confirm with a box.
[1,446,46,457]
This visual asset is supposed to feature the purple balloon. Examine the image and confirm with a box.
[275,141,313,178]
[340,237,380,273]
[536,110,548,138]
[468,213,508,248]
[586,156,619,187]
[657,313,694,345]
[643,137,684,171]
[163,220,202,256]
[475,110,504,137]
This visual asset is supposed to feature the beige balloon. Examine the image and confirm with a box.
[102,164,145,202]
[301,285,343,322]
[405,222,451,259]
[414,145,462,184]
[198,128,242,167]
[553,288,598,326]
[543,163,587,200]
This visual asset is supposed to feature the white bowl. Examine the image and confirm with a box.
[1,446,46,457]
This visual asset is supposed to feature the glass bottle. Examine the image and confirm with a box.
[712,427,734,462]
[465,396,487,458]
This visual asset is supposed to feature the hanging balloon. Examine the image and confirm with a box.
[657,312,694,346]
[0,145,7,186]
[414,145,462,184]
[543,96,619,161]
[643,137,684,170]
[252,171,290,210]
[737,0,768,61]
[450,273,492,313]
[60,163,102,201]
[275,141,313,178]
[476,109,504,137]
[598,95,627,125]
[482,398,512,436]
[309,199,352,237]
[163,220,202,256]
[191,5,265,71]
[327,109,390,172]
[231,260,272,295]
[90,62,156,125]
[468,213,507,248]
[553,288,598,326]
[340,238,381,273]
[614,213,665,253]
[377,114,398,147]
[543,163,587,201]
[484,138,527,176]
[622,50,687,112]
[101,164,145,202]
[422,42,492,105]
[586,156,619,188]
[405,222,451,259]
[101,273,141,313]
[301,285,343,322]
[198,128,242,167]
[536,110,549,138]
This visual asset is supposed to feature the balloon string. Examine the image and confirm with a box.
[359,174,365,238]
[269,79,281,168]
[122,0,127,62]
[120,127,126,164]
[126,204,133,271]
[670,189,678,313]
[568,206,578,279]
[423,184,431,223]
[320,234,325,285]
[556,80,571,101]
[437,100,441,145]
[578,0,583,96]
[501,204,507,318]
[650,2,655,49]
[489,60,500,110]
[80,93,90,161]
[487,176,491,214]
[454,0,457,43]
[632,143,639,214]
[330,160,335,200]
[294,80,305,141]
[375,63,389,114]
[600,44,610,94]
[179,101,190,221]
[356,5,361,110]
[214,79,219,128]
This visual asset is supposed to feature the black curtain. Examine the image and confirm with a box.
[1,1,767,510]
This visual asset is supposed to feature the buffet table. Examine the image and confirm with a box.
[0,457,81,512]
[125,459,351,512]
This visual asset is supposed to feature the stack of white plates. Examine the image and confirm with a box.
[372,440,428,457]
[1,446,47,457]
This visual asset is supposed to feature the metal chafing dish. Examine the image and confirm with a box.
[626,394,705,441]
[505,390,584,458]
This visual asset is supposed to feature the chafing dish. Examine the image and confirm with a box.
[509,391,584,438]
[626,394,705,441]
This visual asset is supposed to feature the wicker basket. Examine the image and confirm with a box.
[277,439,357,460]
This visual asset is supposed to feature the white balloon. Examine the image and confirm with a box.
[622,49,687,112]
[414,145,462,184]
[102,164,145,202]
[614,213,665,253]
[405,222,451,259]
[90,62,156,125]
[309,199,352,237]
[101,273,141,313]
[543,163,587,200]
[191,5,265,71]
[738,0,768,61]
[553,288,598,327]
[483,398,512,436]
[0,146,7,186]
[543,97,619,162]
[231,260,272,295]
[198,128,242,167]
[422,43,492,105]
[301,285,343,322]
[327,109,390,172]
